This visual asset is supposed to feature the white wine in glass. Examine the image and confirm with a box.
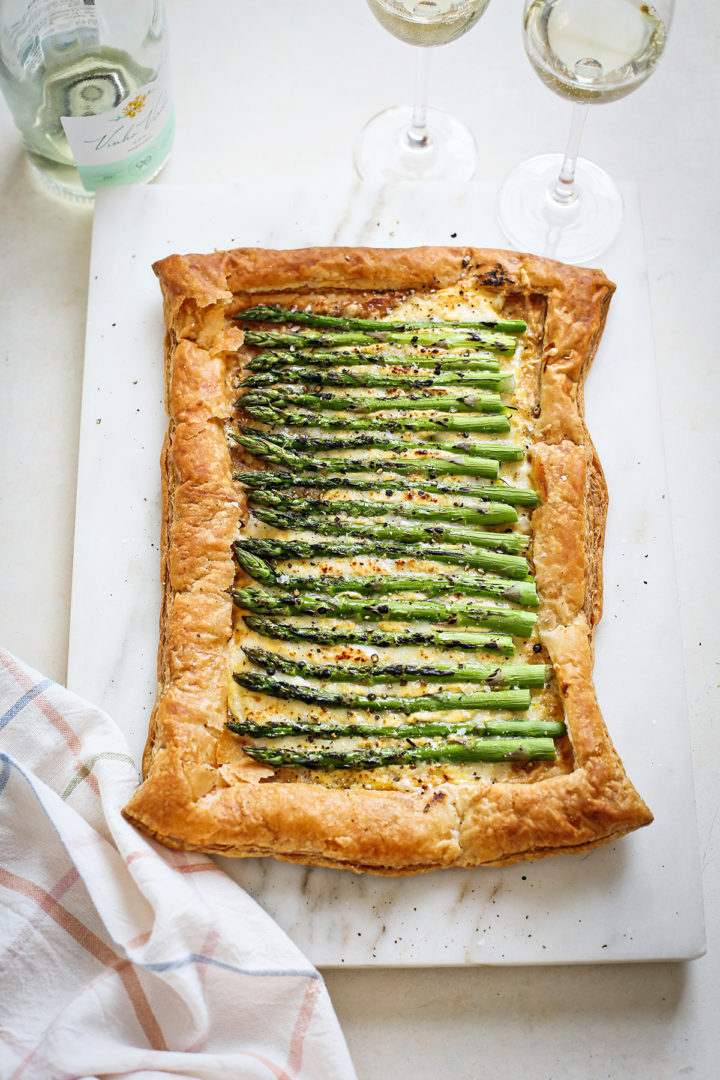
[497,0,673,263]
[354,0,492,182]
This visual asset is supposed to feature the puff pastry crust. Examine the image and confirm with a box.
[122,245,652,873]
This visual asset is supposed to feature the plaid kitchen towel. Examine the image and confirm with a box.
[0,648,357,1080]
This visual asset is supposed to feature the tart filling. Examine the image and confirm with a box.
[227,288,564,790]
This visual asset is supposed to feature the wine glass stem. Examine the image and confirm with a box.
[406,47,431,150]
[551,103,589,206]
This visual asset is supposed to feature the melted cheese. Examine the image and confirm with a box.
[227,282,570,789]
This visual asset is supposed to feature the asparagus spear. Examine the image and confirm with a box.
[233,670,531,712]
[242,739,557,769]
[228,717,562,738]
[234,547,538,606]
[242,367,513,391]
[234,548,283,586]
[248,490,519,527]
[248,349,502,372]
[243,614,515,654]
[248,428,524,461]
[235,471,540,508]
[252,506,529,554]
[244,405,512,434]
[235,462,501,487]
[231,431,501,479]
[235,303,527,335]
[239,387,505,414]
[242,328,517,353]
[234,536,531,579]
[232,587,538,636]
[241,646,548,687]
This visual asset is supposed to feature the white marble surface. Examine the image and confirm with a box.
[1,1,719,1076]
[67,179,703,968]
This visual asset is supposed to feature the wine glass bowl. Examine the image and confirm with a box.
[497,0,673,263]
[354,0,492,182]
[366,0,488,46]
[524,0,667,104]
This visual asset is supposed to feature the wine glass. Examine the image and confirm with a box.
[354,0,492,182]
[497,0,674,263]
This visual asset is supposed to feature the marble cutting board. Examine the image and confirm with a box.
[67,181,705,966]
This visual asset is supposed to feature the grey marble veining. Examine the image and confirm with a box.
[67,181,705,966]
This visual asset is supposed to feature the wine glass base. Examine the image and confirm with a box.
[496,153,623,264]
[354,105,477,182]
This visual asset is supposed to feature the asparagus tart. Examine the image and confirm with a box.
[122,246,652,873]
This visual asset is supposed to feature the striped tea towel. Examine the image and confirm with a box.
[0,648,357,1080]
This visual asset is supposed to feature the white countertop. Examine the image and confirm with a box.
[1,2,718,1077]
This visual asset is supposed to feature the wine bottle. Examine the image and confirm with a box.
[0,0,174,201]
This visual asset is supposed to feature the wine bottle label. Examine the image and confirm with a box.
[7,0,99,68]
[60,62,174,190]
